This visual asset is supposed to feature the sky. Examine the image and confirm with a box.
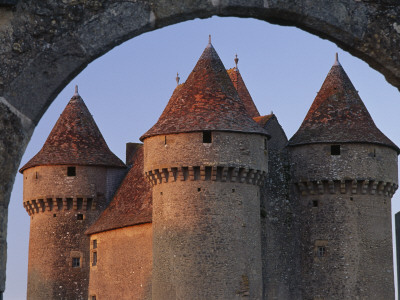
[5,16,400,299]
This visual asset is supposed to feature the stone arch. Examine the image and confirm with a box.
[1,0,400,293]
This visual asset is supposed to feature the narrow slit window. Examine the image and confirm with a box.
[72,257,80,268]
[203,131,212,143]
[330,145,341,155]
[92,252,97,266]
[67,166,76,176]
[93,239,97,249]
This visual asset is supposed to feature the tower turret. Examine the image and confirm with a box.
[20,88,126,300]
[141,40,269,299]
[288,55,399,299]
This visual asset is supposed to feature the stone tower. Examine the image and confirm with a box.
[20,88,126,300]
[288,55,399,299]
[141,40,269,299]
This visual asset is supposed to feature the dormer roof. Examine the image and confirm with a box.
[227,67,260,118]
[20,88,126,172]
[288,55,399,153]
[140,40,268,141]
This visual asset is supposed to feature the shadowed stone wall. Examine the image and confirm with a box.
[2,0,400,293]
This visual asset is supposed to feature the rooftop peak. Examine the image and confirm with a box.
[333,52,340,66]
[176,72,180,85]
[208,34,211,45]
[74,85,79,97]
[234,54,239,70]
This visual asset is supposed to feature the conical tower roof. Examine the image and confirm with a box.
[227,56,260,118]
[140,38,268,141]
[288,54,399,153]
[20,87,126,172]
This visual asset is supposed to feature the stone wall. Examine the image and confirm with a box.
[88,224,152,300]
[22,165,123,299]
[290,143,398,299]
[259,116,301,299]
[144,131,267,299]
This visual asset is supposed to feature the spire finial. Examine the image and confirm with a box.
[208,34,211,45]
[234,54,239,70]
[74,85,79,97]
[333,52,340,66]
[176,72,180,86]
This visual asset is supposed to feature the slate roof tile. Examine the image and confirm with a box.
[85,146,152,235]
[20,91,125,172]
[288,56,399,153]
[140,42,268,141]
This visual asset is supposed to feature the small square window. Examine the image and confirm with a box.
[92,252,97,267]
[77,214,84,220]
[331,145,340,155]
[312,200,319,207]
[72,257,80,268]
[203,131,212,143]
[317,246,326,257]
[93,239,97,249]
[67,166,76,176]
[91,296,97,300]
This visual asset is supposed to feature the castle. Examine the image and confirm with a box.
[20,39,399,300]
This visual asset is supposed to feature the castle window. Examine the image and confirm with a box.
[67,166,76,176]
[164,136,167,145]
[312,200,319,207]
[35,171,38,179]
[92,251,97,266]
[203,131,212,143]
[53,214,57,217]
[72,257,80,268]
[264,138,268,150]
[314,240,328,258]
[93,239,97,249]
[77,214,84,220]
[91,296,96,300]
[317,246,326,257]
[330,145,340,155]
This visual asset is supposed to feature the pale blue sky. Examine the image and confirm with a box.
[5,16,400,299]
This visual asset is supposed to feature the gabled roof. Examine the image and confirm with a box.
[85,146,152,235]
[288,55,399,153]
[140,40,268,141]
[227,67,260,118]
[253,114,274,127]
[20,89,126,172]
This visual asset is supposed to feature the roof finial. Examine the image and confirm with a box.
[333,52,340,66]
[208,34,211,45]
[74,85,79,97]
[234,54,239,70]
[176,72,180,86]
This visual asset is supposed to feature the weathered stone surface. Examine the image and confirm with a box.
[2,0,400,295]
[0,99,33,292]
